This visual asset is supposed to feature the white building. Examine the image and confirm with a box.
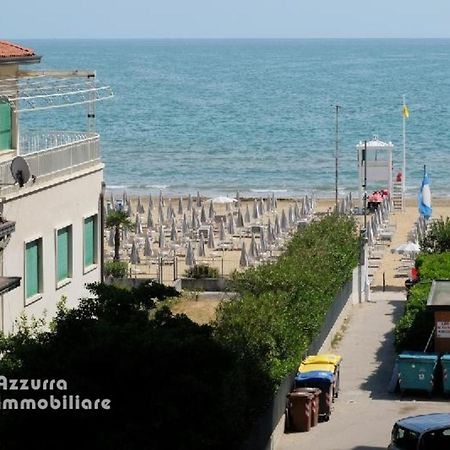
[0,40,113,333]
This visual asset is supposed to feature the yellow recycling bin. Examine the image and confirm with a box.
[299,354,342,399]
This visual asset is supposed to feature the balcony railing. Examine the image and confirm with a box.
[0,131,101,195]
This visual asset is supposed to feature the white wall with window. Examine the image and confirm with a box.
[1,167,103,333]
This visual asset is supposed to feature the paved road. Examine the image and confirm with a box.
[277,291,450,450]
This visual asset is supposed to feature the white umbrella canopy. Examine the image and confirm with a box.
[208,225,215,249]
[391,242,421,255]
[267,218,274,245]
[274,214,281,237]
[288,205,295,225]
[260,227,267,253]
[182,213,189,236]
[239,242,249,268]
[178,197,184,216]
[210,196,237,204]
[196,191,202,208]
[137,196,145,214]
[259,198,265,215]
[159,190,165,207]
[187,193,193,211]
[208,201,215,220]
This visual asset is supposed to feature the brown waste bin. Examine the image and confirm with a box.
[293,387,321,427]
[286,391,313,432]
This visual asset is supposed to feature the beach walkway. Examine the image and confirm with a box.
[277,208,450,450]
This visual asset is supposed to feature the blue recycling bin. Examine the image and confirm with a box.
[397,352,439,395]
[295,370,334,421]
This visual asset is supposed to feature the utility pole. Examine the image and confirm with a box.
[335,105,340,212]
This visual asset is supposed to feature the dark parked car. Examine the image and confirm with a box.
[388,413,450,449]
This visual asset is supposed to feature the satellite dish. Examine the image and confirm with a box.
[10,156,31,187]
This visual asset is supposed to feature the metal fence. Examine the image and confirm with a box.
[240,277,353,450]
[0,132,100,195]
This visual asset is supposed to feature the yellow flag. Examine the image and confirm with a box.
[403,104,410,118]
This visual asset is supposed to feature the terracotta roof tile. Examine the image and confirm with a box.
[0,40,36,59]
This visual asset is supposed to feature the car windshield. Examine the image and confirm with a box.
[392,425,419,449]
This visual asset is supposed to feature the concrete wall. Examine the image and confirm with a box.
[0,165,103,333]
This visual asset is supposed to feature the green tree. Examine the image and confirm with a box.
[420,217,450,253]
[105,210,133,261]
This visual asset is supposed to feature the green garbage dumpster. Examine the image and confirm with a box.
[397,352,439,395]
[441,354,450,395]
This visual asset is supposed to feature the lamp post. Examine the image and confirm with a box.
[335,105,341,212]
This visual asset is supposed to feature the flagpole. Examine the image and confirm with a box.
[402,95,406,205]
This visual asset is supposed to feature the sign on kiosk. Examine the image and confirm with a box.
[437,321,450,338]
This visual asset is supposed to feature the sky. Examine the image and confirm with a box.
[2,0,450,39]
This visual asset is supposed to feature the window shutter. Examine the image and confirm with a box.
[26,240,39,297]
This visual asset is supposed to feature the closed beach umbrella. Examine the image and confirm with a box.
[143,233,153,257]
[225,201,231,212]
[137,196,145,214]
[236,190,240,205]
[274,214,281,237]
[208,225,215,249]
[281,209,289,232]
[272,193,277,210]
[159,207,165,226]
[208,201,215,220]
[219,219,226,241]
[170,219,178,242]
[259,198,265,215]
[182,213,189,236]
[178,197,184,216]
[294,202,300,221]
[249,233,259,259]
[267,218,274,245]
[267,195,272,212]
[129,240,140,265]
[166,203,172,221]
[301,198,307,216]
[187,193,192,211]
[122,226,129,242]
[185,241,195,267]
[148,194,153,210]
[200,204,207,224]
[126,199,133,217]
[237,208,244,228]
[108,228,115,247]
[260,227,267,253]
[288,205,295,225]
[245,205,251,224]
[159,190,164,207]
[122,190,128,206]
[191,208,197,229]
[147,209,154,230]
[239,242,249,268]
[252,199,259,220]
[196,191,202,207]
[134,213,143,235]
[227,213,235,235]
[198,233,206,257]
[158,225,165,248]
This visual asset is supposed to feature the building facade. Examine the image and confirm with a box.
[0,40,112,333]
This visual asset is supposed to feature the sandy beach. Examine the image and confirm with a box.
[104,192,450,289]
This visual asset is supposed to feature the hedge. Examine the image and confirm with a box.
[214,214,359,388]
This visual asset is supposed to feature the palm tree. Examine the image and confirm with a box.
[106,210,133,261]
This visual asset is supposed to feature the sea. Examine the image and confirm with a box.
[18,39,450,198]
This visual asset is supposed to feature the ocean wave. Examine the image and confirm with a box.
[249,189,288,193]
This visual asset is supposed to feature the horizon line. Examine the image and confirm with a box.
[7,36,450,41]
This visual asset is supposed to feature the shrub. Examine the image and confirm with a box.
[215,214,359,388]
[105,260,128,278]
[415,252,450,280]
[184,264,219,279]
[420,217,450,253]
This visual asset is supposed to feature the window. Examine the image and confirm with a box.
[0,101,12,151]
[25,238,42,300]
[56,226,72,283]
[84,215,97,269]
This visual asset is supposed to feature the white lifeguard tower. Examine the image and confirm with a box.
[356,136,402,211]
